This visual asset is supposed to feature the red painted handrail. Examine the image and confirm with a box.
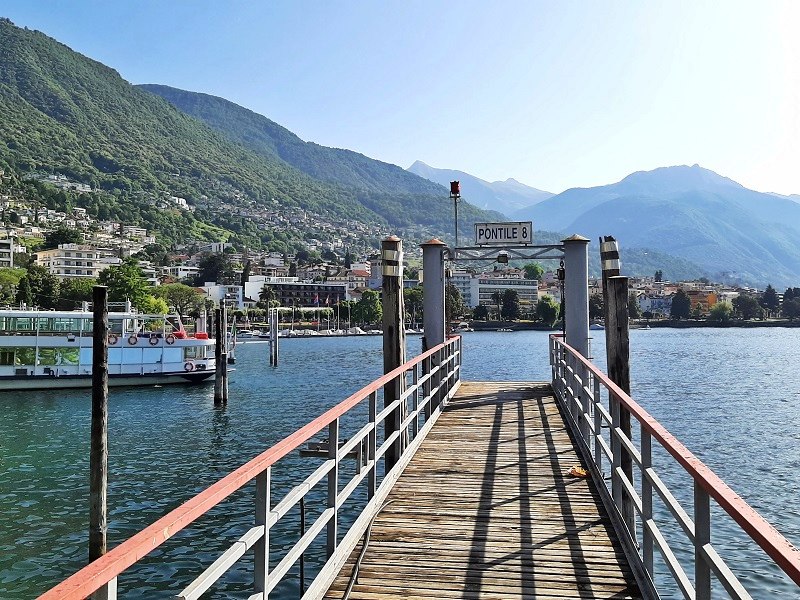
[551,334,800,586]
[38,336,460,600]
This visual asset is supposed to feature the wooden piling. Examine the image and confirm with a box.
[269,308,279,366]
[221,304,228,403]
[605,273,635,536]
[214,308,223,404]
[89,286,114,599]
[381,235,406,471]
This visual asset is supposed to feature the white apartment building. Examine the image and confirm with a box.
[0,237,14,268]
[471,272,539,308]
[35,244,120,279]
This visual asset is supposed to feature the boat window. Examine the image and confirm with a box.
[0,350,13,366]
[142,348,162,363]
[163,348,182,363]
[0,317,36,334]
[38,318,83,334]
[184,346,200,359]
[14,348,36,365]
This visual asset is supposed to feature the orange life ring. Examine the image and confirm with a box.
[107,333,119,345]
[149,335,159,346]
[127,335,139,346]
[184,362,195,372]
[166,334,176,345]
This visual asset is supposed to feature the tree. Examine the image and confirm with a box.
[0,267,25,305]
[152,283,205,317]
[708,301,733,323]
[344,250,353,269]
[732,295,763,320]
[404,287,424,326]
[139,295,169,314]
[491,290,503,321]
[589,294,604,320]
[473,304,490,321]
[196,253,234,285]
[258,285,277,308]
[760,284,780,317]
[43,227,82,250]
[288,262,297,277]
[654,270,663,283]
[98,260,149,309]
[628,293,642,319]
[670,289,691,319]
[446,284,466,324]
[240,260,252,286]
[295,249,310,265]
[523,263,544,281]
[783,298,800,321]
[353,289,382,326]
[16,265,59,309]
[535,296,560,326]
[501,289,520,321]
[56,277,96,310]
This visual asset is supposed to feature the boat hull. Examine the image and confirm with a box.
[0,370,215,391]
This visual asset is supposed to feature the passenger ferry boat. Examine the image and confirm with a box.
[0,309,216,390]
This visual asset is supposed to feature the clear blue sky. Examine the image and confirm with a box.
[3,1,799,194]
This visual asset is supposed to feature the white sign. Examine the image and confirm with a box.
[474,221,533,246]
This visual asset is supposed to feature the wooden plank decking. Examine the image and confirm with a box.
[324,381,643,600]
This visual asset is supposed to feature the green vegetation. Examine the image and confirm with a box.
[731,295,762,320]
[151,283,205,317]
[501,289,520,321]
[535,296,560,326]
[670,289,691,319]
[708,301,733,323]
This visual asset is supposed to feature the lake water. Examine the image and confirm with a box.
[1,329,799,598]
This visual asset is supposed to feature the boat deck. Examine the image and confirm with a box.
[324,381,642,599]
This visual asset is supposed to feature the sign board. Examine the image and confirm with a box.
[474,221,533,246]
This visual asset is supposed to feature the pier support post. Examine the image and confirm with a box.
[214,308,223,404]
[221,304,228,403]
[421,238,447,412]
[89,286,116,600]
[382,236,406,471]
[601,236,635,538]
[562,235,590,358]
[269,308,279,366]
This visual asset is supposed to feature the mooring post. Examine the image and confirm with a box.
[89,285,115,600]
[562,235,590,359]
[214,308,223,404]
[382,235,406,471]
[601,236,636,538]
[220,303,228,403]
[421,238,447,411]
[269,308,279,366]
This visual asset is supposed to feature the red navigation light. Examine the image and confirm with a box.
[450,181,461,197]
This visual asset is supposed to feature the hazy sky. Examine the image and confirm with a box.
[3,1,799,194]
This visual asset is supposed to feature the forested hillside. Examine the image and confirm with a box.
[0,18,499,249]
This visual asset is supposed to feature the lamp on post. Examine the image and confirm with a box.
[449,181,461,250]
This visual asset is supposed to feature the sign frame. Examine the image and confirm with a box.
[473,221,534,246]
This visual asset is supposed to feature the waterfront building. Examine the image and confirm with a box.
[35,244,120,279]
[471,270,539,308]
[0,236,14,268]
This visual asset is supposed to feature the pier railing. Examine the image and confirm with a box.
[550,334,800,599]
[38,335,462,600]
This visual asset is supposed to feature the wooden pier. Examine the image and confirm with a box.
[325,381,641,599]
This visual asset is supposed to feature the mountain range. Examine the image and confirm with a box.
[407,160,553,216]
[513,164,800,288]
[1,17,797,287]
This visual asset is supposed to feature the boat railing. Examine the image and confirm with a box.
[549,334,800,599]
[37,335,462,600]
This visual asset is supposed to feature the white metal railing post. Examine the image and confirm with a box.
[579,362,590,444]
[368,391,377,499]
[254,467,271,597]
[611,391,622,510]
[695,480,712,600]
[411,363,419,438]
[641,430,654,578]
[422,355,432,420]
[593,375,602,471]
[326,419,339,558]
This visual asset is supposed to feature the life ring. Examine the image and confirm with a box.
[184,362,195,372]
[107,333,119,345]
[165,334,176,345]
[149,336,159,346]
[127,335,139,346]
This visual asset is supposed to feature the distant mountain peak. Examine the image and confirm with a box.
[617,164,744,193]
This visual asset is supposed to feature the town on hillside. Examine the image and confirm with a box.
[1,173,796,325]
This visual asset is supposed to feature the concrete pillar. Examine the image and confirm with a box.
[562,234,590,358]
[421,238,447,350]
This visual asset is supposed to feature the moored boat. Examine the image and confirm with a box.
[0,309,216,390]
